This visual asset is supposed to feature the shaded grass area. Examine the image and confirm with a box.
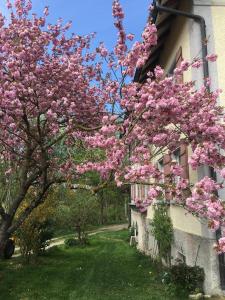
[0,230,187,300]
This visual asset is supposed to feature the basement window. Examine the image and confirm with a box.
[176,251,186,264]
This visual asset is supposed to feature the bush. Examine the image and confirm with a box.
[16,219,54,262]
[15,190,56,263]
[64,236,90,248]
[64,238,79,248]
[162,263,205,296]
[151,204,173,264]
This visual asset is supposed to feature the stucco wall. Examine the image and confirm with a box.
[131,209,222,295]
[210,5,225,103]
[130,210,149,253]
[192,2,225,199]
[172,228,221,295]
[170,205,206,237]
[159,0,192,82]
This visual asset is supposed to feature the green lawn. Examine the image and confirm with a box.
[0,230,187,300]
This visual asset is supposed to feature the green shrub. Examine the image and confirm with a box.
[15,192,56,263]
[162,263,205,296]
[64,236,90,248]
[16,219,54,262]
[151,204,173,263]
[64,238,79,248]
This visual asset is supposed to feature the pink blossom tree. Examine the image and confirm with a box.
[0,0,225,257]
[0,0,110,256]
[78,1,225,252]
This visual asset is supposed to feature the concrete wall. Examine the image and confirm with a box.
[159,0,192,82]
[131,209,159,258]
[170,205,205,237]
[192,0,225,201]
[131,209,150,253]
[131,208,222,295]
[172,228,221,295]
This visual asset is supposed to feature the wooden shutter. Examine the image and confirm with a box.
[180,144,189,179]
[175,47,183,83]
[163,154,171,200]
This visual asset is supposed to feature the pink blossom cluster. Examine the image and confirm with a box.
[170,164,183,177]
[112,0,157,76]
[186,177,225,231]
[206,54,218,62]
[112,0,127,61]
[124,165,157,182]
[215,237,225,253]
[135,198,152,213]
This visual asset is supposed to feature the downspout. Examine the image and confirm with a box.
[153,1,209,83]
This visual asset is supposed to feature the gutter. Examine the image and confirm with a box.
[153,0,209,83]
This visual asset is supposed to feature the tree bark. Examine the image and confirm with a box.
[98,191,105,225]
[100,199,104,225]
[76,225,81,242]
[0,219,11,258]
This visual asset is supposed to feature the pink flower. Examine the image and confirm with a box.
[206,54,218,62]
[209,220,220,231]
[148,188,158,199]
[192,59,202,69]
[216,237,225,253]
[220,168,225,179]
[170,165,182,176]
[127,34,134,41]
[98,44,108,58]
[154,66,164,79]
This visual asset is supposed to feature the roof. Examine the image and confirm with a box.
[134,0,179,83]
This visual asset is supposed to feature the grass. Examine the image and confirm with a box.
[0,230,187,300]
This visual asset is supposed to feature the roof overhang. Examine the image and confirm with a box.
[134,0,179,83]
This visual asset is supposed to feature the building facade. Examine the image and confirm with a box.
[131,0,225,295]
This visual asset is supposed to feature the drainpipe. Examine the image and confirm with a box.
[153,0,209,83]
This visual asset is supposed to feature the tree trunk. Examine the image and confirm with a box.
[98,191,105,225]
[100,199,104,225]
[77,225,81,243]
[0,220,11,258]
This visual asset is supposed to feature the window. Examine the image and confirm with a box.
[171,148,181,184]
[171,148,181,165]
[167,47,183,83]
[176,251,186,264]
[158,158,164,183]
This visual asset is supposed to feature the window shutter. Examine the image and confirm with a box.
[180,144,189,179]
[163,154,171,200]
[175,47,183,83]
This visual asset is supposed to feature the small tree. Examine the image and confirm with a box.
[0,0,107,256]
[60,189,99,244]
[151,204,173,264]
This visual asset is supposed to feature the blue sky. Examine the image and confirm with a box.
[0,0,151,51]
